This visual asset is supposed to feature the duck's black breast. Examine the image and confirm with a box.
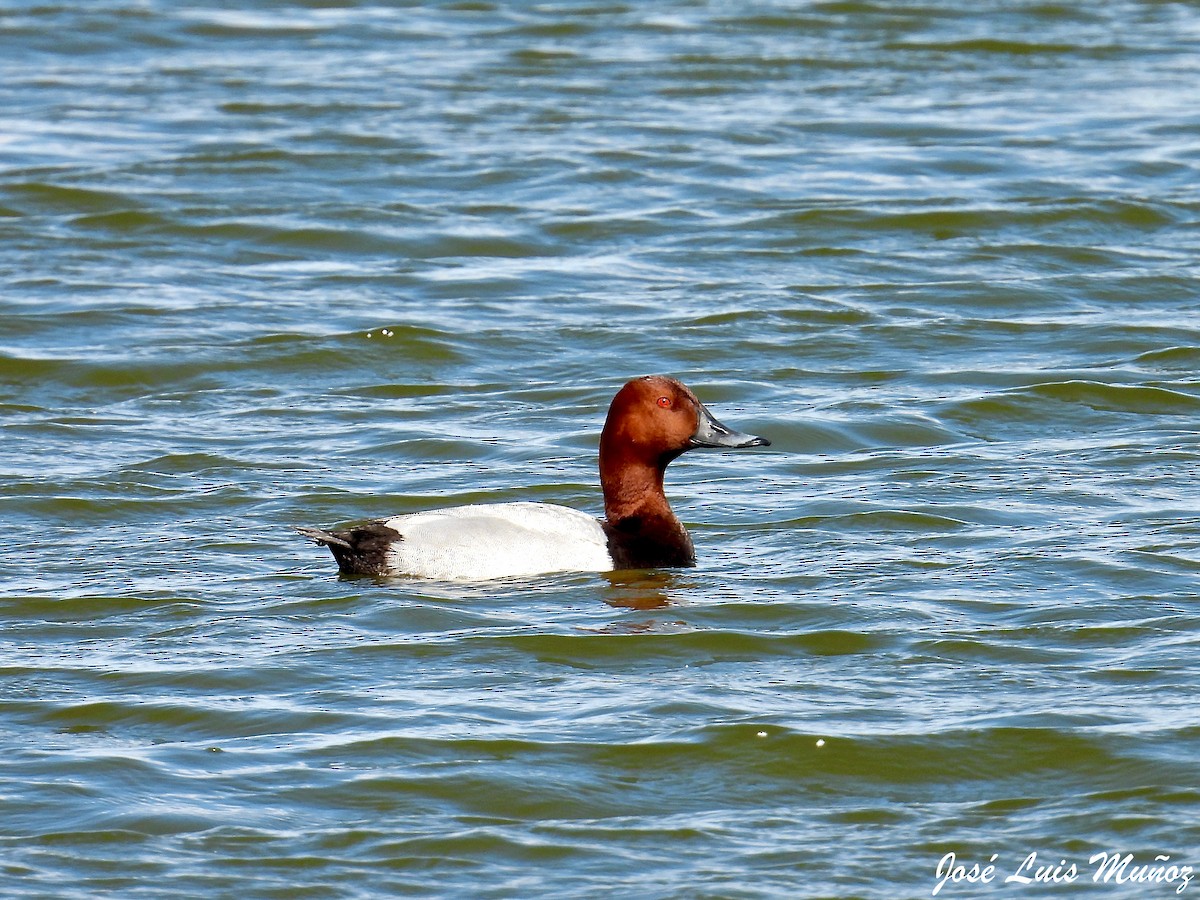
[602,515,696,571]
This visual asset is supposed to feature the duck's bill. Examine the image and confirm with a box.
[690,403,771,449]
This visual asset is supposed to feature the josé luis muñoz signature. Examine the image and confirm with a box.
[934,851,1194,895]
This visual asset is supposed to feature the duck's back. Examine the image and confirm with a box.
[380,501,612,581]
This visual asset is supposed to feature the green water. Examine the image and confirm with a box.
[2,2,1199,897]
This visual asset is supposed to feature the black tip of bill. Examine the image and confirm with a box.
[690,404,771,450]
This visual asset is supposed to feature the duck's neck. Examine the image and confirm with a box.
[599,451,695,569]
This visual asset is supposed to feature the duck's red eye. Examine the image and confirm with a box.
[657,396,672,408]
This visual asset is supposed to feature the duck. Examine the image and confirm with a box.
[297,375,770,580]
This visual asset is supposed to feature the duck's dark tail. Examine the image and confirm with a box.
[296,523,402,576]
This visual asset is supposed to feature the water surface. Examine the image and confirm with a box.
[2,2,1200,897]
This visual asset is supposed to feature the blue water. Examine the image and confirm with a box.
[2,2,1200,897]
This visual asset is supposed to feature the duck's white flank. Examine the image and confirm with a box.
[379,501,612,581]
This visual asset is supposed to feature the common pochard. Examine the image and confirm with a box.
[298,375,770,580]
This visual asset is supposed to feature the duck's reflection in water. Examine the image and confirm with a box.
[601,569,681,610]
